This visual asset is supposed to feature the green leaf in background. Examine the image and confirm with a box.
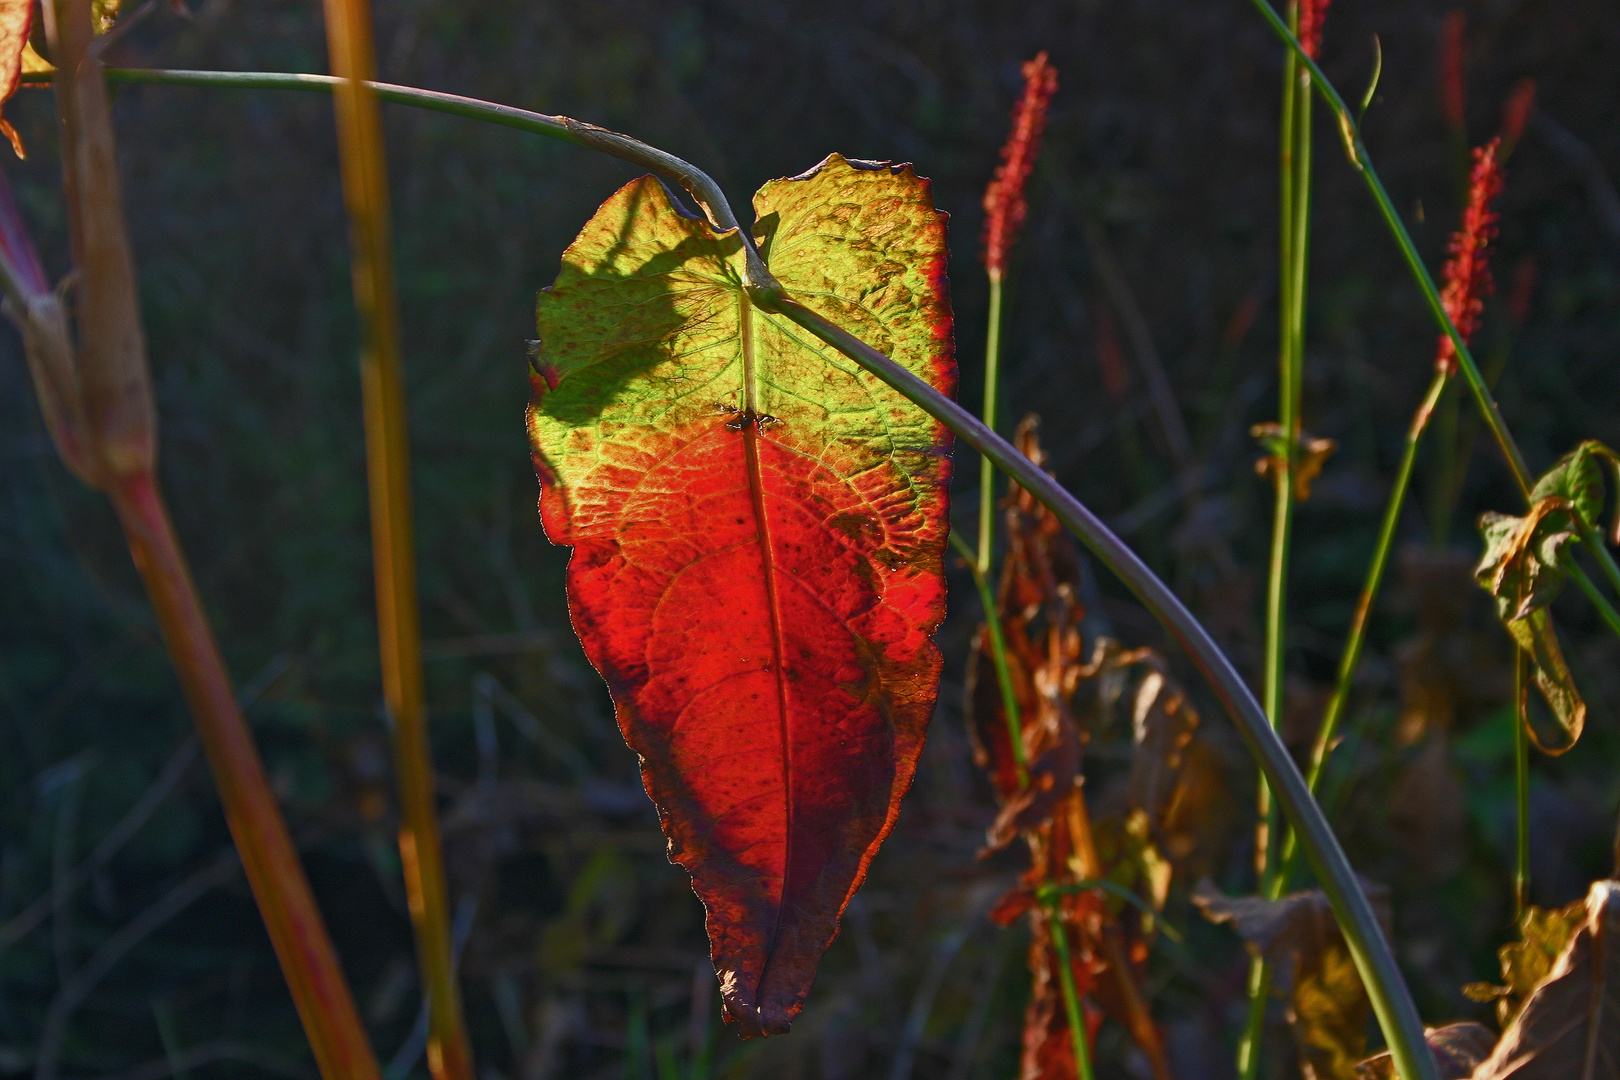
[1529,440,1620,543]
[1474,490,1590,754]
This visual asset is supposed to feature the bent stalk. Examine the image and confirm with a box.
[762,295,1442,1080]
[320,3,472,1079]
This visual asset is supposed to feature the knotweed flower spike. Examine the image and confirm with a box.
[1439,10,1467,131]
[982,52,1058,281]
[1297,0,1331,60]
[1435,137,1503,374]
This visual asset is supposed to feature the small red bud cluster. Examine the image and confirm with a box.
[1439,10,1467,131]
[982,52,1058,281]
[1500,77,1537,155]
[1298,0,1331,60]
[1435,137,1504,374]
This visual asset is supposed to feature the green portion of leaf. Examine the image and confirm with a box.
[1530,440,1620,542]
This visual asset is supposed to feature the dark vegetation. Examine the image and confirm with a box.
[3,0,1619,1077]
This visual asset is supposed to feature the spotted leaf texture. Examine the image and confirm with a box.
[527,155,954,1035]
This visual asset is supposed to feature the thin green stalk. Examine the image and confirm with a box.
[1568,555,1620,640]
[318,4,471,1077]
[950,529,1028,784]
[1513,645,1529,920]
[1580,522,1620,608]
[1274,370,1449,887]
[979,275,1004,575]
[21,60,1441,1080]
[1042,900,1096,1080]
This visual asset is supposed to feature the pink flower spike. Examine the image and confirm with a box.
[982,52,1058,281]
[1298,0,1331,61]
[1435,138,1504,374]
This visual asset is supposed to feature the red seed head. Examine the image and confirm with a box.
[1439,10,1467,131]
[1500,77,1537,155]
[1298,0,1331,60]
[982,52,1058,280]
[1435,137,1504,374]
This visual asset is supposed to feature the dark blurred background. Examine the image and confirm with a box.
[3,0,1619,1078]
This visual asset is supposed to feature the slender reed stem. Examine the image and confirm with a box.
[1043,900,1097,1080]
[1513,645,1529,920]
[1580,522,1620,609]
[17,59,1441,1080]
[950,529,1028,783]
[1242,11,1313,1071]
[319,5,471,1079]
[1568,559,1620,641]
[979,276,1004,575]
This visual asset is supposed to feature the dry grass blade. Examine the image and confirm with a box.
[320,0,470,1076]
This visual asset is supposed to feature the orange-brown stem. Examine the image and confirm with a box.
[108,469,381,1080]
[320,0,471,1076]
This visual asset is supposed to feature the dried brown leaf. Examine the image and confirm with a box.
[1464,898,1587,1027]
[1471,880,1620,1079]
[1354,1022,1497,1079]
[1196,882,1391,1080]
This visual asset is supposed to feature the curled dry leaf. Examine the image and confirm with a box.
[1196,881,1390,1080]
[1354,1022,1497,1079]
[1469,879,1620,1079]
[1251,421,1339,500]
[527,155,954,1036]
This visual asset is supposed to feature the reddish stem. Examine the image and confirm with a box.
[107,469,381,1080]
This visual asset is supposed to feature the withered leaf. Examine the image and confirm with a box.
[1353,1022,1497,1079]
[1471,880,1620,1079]
[1196,881,1390,1080]
[1464,898,1588,1027]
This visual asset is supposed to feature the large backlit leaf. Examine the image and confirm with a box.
[527,155,954,1036]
